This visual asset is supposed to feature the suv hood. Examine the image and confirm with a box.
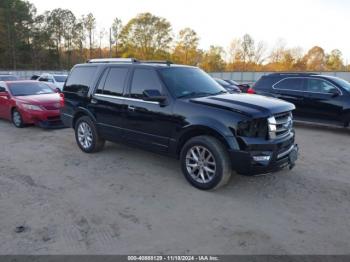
[190,94,295,118]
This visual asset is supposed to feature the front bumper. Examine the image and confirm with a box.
[21,109,64,129]
[229,132,299,175]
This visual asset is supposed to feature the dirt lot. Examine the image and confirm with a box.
[0,120,349,255]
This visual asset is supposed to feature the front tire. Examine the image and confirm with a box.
[180,136,232,190]
[75,116,105,153]
[12,109,24,128]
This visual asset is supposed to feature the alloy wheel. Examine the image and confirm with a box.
[185,145,217,184]
[77,122,93,149]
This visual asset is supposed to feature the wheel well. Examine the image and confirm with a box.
[177,127,230,156]
[72,112,89,129]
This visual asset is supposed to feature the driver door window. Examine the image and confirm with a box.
[307,79,336,94]
[130,69,162,99]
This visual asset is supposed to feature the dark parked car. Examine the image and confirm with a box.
[214,78,241,93]
[224,79,251,93]
[249,73,350,127]
[61,58,298,190]
[30,74,40,80]
[0,75,19,81]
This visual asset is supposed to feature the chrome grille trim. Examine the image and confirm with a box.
[277,144,295,159]
[268,112,293,139]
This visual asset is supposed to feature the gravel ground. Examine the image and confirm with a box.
[0,120,349,255]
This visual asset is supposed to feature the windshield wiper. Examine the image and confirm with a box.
[178,92,214,99]
[211,90,228,96]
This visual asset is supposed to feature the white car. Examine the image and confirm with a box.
[37,74,68,90]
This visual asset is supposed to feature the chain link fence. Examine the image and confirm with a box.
[0,70,69,80]
[2,70,350,83]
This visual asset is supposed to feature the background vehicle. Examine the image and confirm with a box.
[30,74,40,80]
[37,73,68,90]
[223,79,251,93]
[0,75,19,81]
[62,58,298,190]
[0,81,64,128]
[214,78,241,93]
[249,73,350,127]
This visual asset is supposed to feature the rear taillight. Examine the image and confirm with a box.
[247,88,256,94]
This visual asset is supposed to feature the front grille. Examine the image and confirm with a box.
[43,103,61,110]
[268,112,293,139]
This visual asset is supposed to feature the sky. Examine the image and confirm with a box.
[29,0,350,62]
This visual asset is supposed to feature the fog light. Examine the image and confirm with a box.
[253,155,271,162]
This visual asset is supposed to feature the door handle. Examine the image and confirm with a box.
[91,98,97,104]
[128,105,136,111]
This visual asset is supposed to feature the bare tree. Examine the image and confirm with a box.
[83,13,96,59]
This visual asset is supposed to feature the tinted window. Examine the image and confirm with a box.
[103,68,128,96]
[327,77,350,92]
[8,82,55,96]
[54,75,67,82]
[64,66,97,93]
[159,67,225,98]
[307,79,336,93]
[253,76,275,90]
[39,77,52,83]
[274,78,304,91]
[95,69,109,94]
[130,69,162,99]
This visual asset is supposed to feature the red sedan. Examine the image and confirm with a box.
[0,81,64,128]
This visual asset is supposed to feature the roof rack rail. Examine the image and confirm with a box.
[269,72,318,76]
[140,60,173,65]
[87,58,139,64]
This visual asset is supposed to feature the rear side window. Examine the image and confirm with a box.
[65,66,97,93]
[253,76,275,90]
[274,78,304,91]
[130,69,162,99]
[102,68,129,96]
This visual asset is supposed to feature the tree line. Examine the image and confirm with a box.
[1,0,349,72]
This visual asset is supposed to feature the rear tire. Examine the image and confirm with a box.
[180,136,232,190]
[12,109,24,128]
[75,116,105,153]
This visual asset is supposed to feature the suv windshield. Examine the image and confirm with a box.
[54,75,67,82]
[159,67,226,98]
[328,77,350,92]
[8,82,55,96]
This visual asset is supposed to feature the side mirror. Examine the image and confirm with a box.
[143,89,167,103]
[329,88,340,97]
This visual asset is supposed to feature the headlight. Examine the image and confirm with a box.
[237,119,268,138]
[22,104,43,111]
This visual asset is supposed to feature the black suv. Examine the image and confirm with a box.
[250,73,350,127]
[61,59,298,190]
